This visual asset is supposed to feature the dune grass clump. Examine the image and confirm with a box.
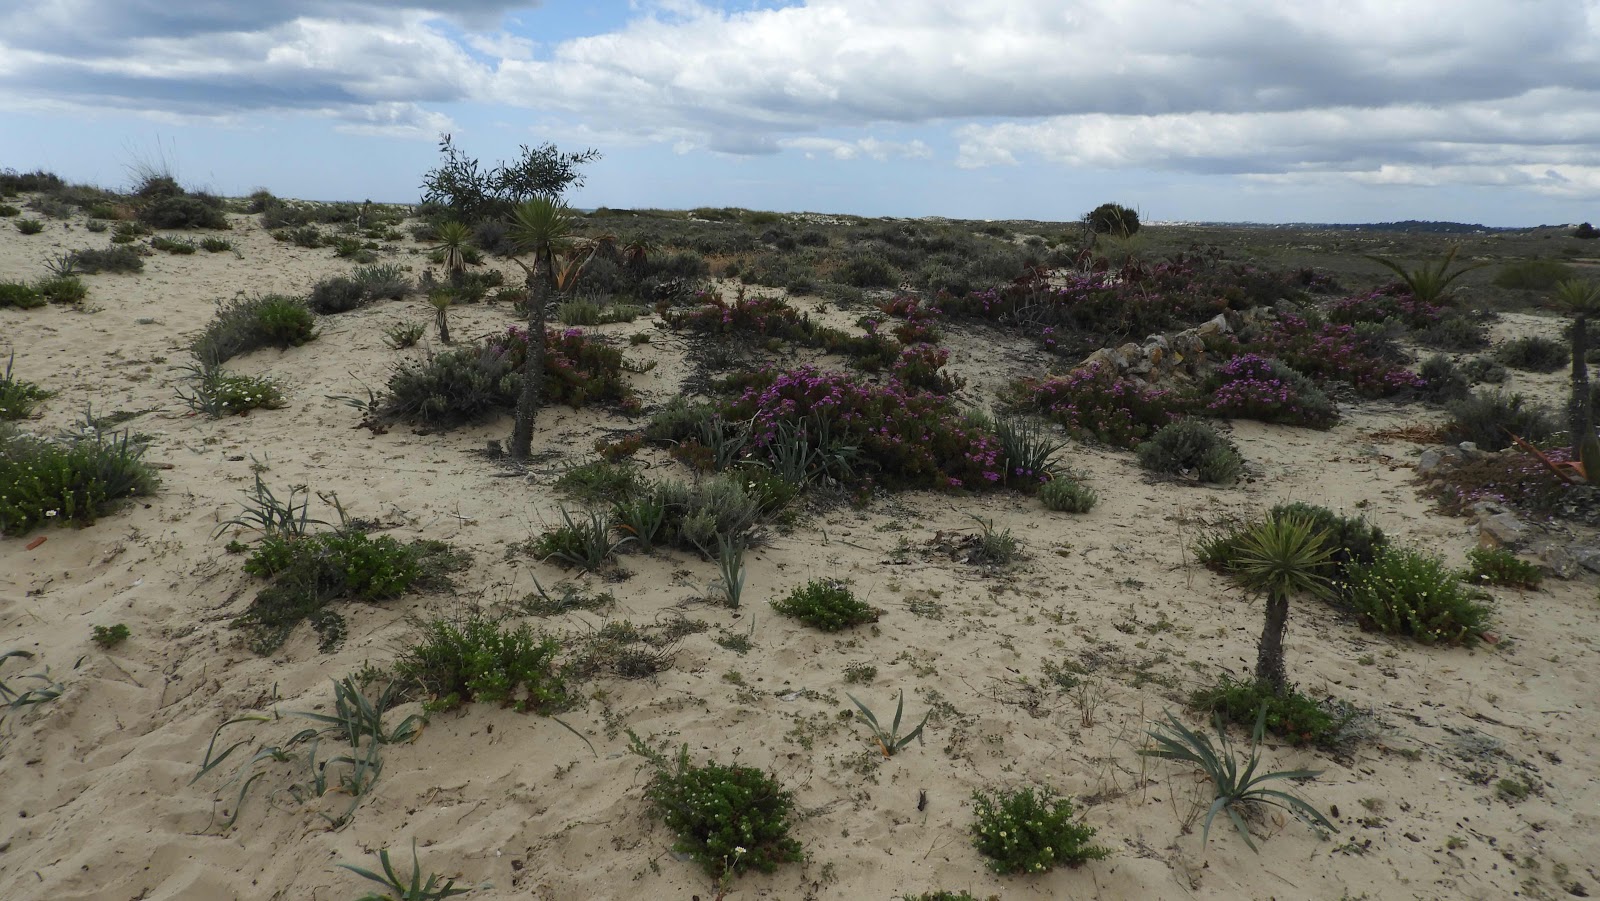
[36,274,87,305]
[1443,389,1557,451]
[1493,336,1567,373]
[68,245,145,274]
[0,423,158,535]
[970,785,1110,874]
[1347,546,1493,644]
[395,614,570,713]
[189,294,318,363]
[1012,363,1191,448]
[16,219,43,235]
[772,579,878,631]
[352,263,413,301]
[1203,353,1337,428]
[150,235,197,255]
[630,735,804,880]
[554,460,648,505]
[200,236,233,253]
[138,193,230,230]
[1494,259,1576,291]
[1137,419,1244,484]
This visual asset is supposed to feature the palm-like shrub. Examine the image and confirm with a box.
[506,196,578,461]
[1365,245,1486,304]
[1230,514,1334,691]
[1555,279,1600,466]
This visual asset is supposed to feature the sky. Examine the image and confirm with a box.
[1,0,1598,226]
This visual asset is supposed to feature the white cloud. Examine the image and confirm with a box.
[780,136,932,161]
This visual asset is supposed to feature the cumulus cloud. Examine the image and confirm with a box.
[2,0,1599,192]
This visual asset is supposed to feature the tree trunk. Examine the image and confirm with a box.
[1255,592,1289,692]
[509,261,548,462]
[1571,314,1591,458]
[435,307,450,344]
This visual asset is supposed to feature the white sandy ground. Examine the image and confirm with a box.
[2,205,1598,901]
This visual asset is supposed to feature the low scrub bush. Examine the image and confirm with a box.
[1203,354,1337,428]
[771,579,878,631]
[68,245,145,274]
[1465,546,1542,589]
[1190,676,1341,746]
[1247,314,1423,397]
[110,221,151,245]
[531,507,631,571]
[0,424,158,535]
[1012,363,1191,448]
[200,236,233,253]
[1419,354,1471,403]
[138,193,230,230]
[1416,314,1491,351]
[190,294,318,363]
[16,219,43,235]
[352,263,412,300]
[1325,289,1442,329]
[1137,419,1244,484]
[396,614,569,713]
[37,275,87,305]
[487,326,640,412]
[1494,259,1576,291]
[554,460,647,505]
[381,346,517,425]
[1462,356,1508,384]
[1444,389,1557,451]
[1197,502,1385,599]
[631,738,803,879]
[1493,336,1567,373]
[0,204,17,217]
[307,275,369,314]
[970,785,1110,874]
[150,235,197,254]
[1039,474,1097,512]
[1347,546,1492,644]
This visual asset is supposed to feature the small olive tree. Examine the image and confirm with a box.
[420,134,599,224]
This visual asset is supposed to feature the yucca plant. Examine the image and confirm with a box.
[1364,244,1486,305]
[846,689,930,757]
[1556,278,1600,471]
[506,196,577,461]
[715,534,746,608]
[1142,705,1336,852]
[1229,514,1334,692]
[339,839,472,900]
[427,222,474,285]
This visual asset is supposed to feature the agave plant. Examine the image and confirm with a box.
[1364,244,1486,305]
[846,689,930,757]
[339,839,473,900]
[427,222,475,284]
[1143,705,1336,852]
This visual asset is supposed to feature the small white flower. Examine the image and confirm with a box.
[45,509,58,517]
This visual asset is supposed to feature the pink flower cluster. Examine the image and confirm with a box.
[1016,362,1192,448]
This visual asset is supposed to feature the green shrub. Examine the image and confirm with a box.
[138,194,230,230]
[0,281,46,309]
[190,294,318,363]
[307,275,369,314]
[68,245,145,274]
[0,425,158,535]
[1444,389,1557,451]
[110,221,151,245]
[235,530,463,653]
[1465,546,1542,589]
[36,275,87,305]
[1347,547,1493,644]
[1189,676,1340,746]
[1039,475,1097,513]
[91,624,130,648]
[381,346,517,425]
[396,614,569,713]
[150,235,197,255]
[0,356,50,420]
[200,236,233,253]
[16,218,43,234]
[0,204,18,217]
[1203,354,1338,428]
[771,579,878,631]
[838,252,898,288]
[173,358,286,418]
[1137,419,1244,484]
[383,321,426,349]
[531,507,630,571]
[970,785,1110,874]
[1197,502,1385,601]
[1493,336,1567,373]
[632,740,803,879]
[1085,202,1140,237]
[1494,259,1576,291]
[277,224,324,248]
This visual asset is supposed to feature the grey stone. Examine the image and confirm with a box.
[1418,449,1445,476]
[1478,512,1529,548]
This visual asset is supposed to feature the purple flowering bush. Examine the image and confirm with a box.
[1326,289,1443,329]
[1203,353,1338,429]
[659,289,820,344]
[1011,363,1194,448]
[1239,314,1424,398]
[717,365,1002,490]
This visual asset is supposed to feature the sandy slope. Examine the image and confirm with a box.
[2,206,1598,901]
